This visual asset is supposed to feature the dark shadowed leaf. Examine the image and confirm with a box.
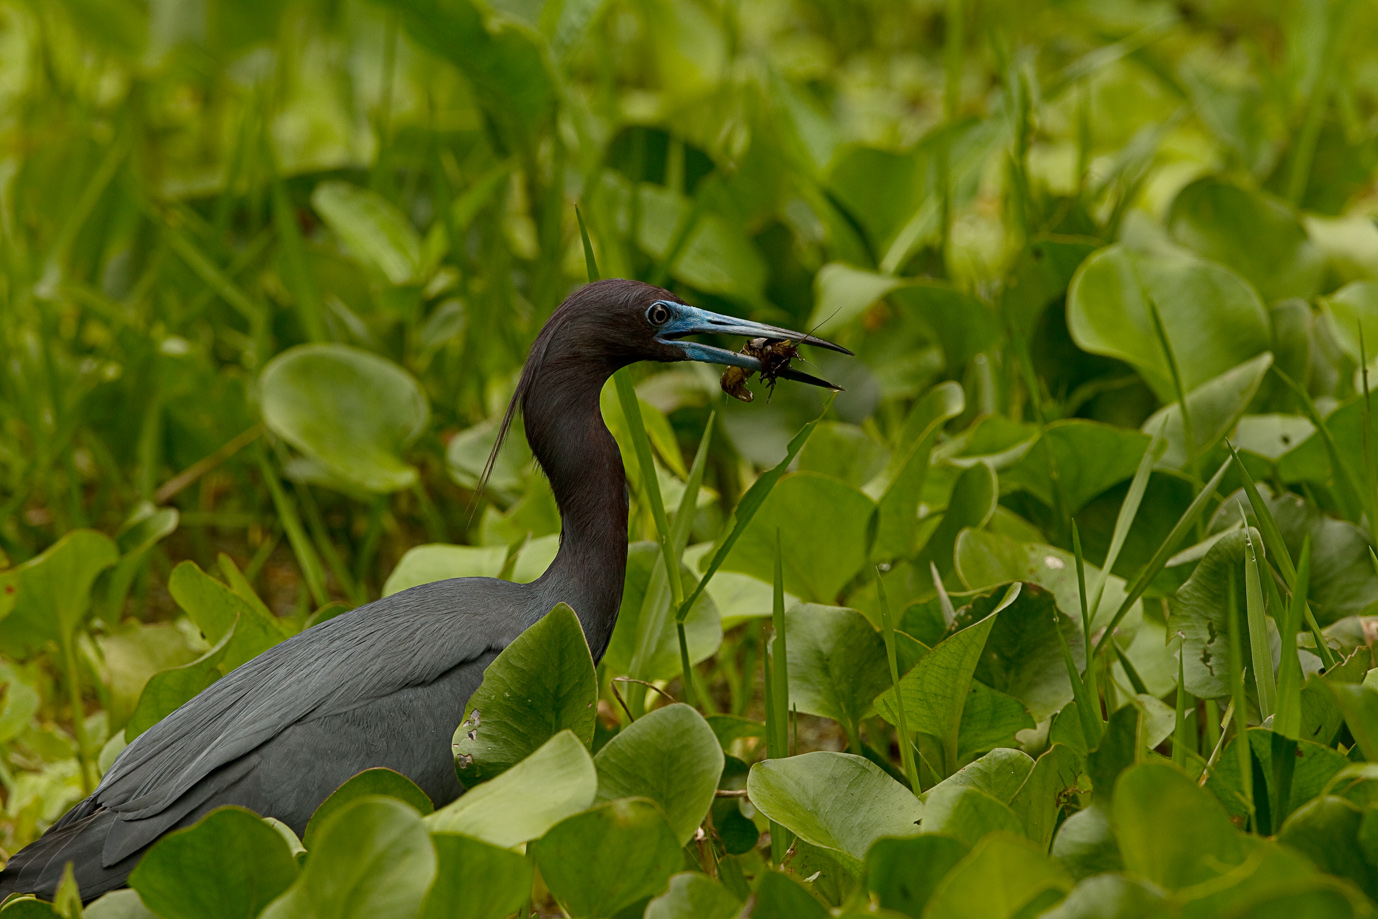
[644,873,742,919]
[304,768,433,850]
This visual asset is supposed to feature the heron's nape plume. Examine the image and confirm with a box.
[0,278,848,904]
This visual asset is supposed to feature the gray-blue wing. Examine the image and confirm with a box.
[88,576,531,865]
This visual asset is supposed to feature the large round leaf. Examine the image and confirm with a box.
[427,730,597,847]
[1067,244,1270,401]
[1167,177,1323,302]
[382,544,508,596]
[592,703,723,844]
[303,768,433,851]
[260,797,437,919]
[1112,762,1243,890]
[604,542,721,682]
[0,529,117,658]
[531,798,682,919]
[722,473,876,603]
[747,751,923,863]
[644,873,742,919]
[128,807,298,919]
[259,344,429,493]
[922,832,1073,919]
[421,833,533,919]
[455,604,597,787]
[784,604,890,733]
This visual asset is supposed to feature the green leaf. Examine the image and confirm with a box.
[260,344,429,494]
[1067,244,1271,401]
[644,873,742,919]
[1141,353,1273,467]
[1167,177,1323,302]
[531,798,681,919]
[1277,796,1378,901]
[304,768,433,851]
[167,561,287,671]
[1322,280,1378,367]
[747,751,923,863]
[958,682,1037,761]
[427,730,597,847]
[1328,683,1378,761]
[954,584,1079,722]
[1050,804,1123,880]
[868,382,965,562]
[866,835,969,919]
[1112,762,1244,890]
[751,870,830,919]
[592,703,723,845]
[721,473,876,603]
[876,612,999,773]
[83,890,158,919]
[1169,527,1273,700]
[260,797,437,919]
[1035,874,1170,919]
[1009,744,1084,850]
[382,544,508,596]
[454,604,597,786]
[785,604,890,735]
[921,832,1073,919]
[124,621,235,739]
[920,786,1024,848]
[420,833,533,919]
[915,463,998,579]
[1002,421,1152,516]
[1205,730,1348,822]
[310,181,423,286]
[128,807,298,919]
[0,530,118,657]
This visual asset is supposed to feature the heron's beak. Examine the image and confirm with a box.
[654,303,852,390]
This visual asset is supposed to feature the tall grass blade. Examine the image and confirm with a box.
[1226,571,1254,827]
[1070,524,1104,743]
[1242,522,1276,721]
[1274,536,1310,740]
[255,445,328,608]
[1273,367,1369,527]
[1088,424,1164,619]
[1173,637,1190,766]
[1226,441,1336,668]
[1094,457,1230,656]
[877,573,920,791]
[576,204,600,282]
[767,531,793,861]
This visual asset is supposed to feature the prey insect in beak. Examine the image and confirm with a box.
[650,302,851,389]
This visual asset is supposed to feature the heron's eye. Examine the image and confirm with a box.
[646,302,671,326]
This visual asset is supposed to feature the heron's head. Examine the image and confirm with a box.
[536,278,851,384]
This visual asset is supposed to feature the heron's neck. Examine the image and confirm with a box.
[524,363,627,660]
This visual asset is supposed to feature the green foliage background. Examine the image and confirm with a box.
[4,0,1378,915]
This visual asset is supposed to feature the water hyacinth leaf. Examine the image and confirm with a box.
[260,797,437,919]
[592,703,722,844]
[420,833,533,919]
[1140,353,1273,468]
[797,422,890,488]
[626,182,768,299]
[954,584,1079,722]
[1276,796,1378,901]
[751,870,830,919]
[1205,730,1347,823]
[382,544,508,596]
[876,612,998,772]
[84,890,159,918]
[1262,490,1378,624]
[1001,421,1152,515]
[644,872,742,919]
[747,752,923,862]
[260,344,429,493]
[920,786,1023,848]
[866,835,969,919]
[869,381,965,562]
[0,530,118,657]
[124,621,234,739]
[915,462,998,579]
[310,181,423,286]
[1112,763,1244,890]
[1002,236,1101,337]
[304,768,433,851]
[721,473,876,603]
[1327,683,1378,762]
[1050,804,1123,880]
[128,807,298,919]
[1008,744,1084,850]
[168,561,288,671]
[809,262,911,332]
[606,543,721,682]
[1169,527,1275,699]
[921,832,1074,919]
[1035,874,1171,919]
[1167,177,1324,302]
[427,730,597,847]
[455,604,596,787]
[785,604,890,736]
[927,748,1035,804]
[958,682,1037,761]
[531,798,681,919]
[1322,280,1378,366]
[1066,244,1271,401]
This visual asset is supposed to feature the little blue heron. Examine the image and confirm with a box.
[0,279,849,902]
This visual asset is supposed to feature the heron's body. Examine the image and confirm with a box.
[0,279,845,902]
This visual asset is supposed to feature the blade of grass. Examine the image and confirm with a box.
[1173,636,1189,766]
[576,204,600,282]
[1051,592,1103,750]
[1226,441,1337,668]
[877,572,920,791]
[767,533,793,862]
[1071,522,1102,743]
[676,396,833,622]
[1094,457,1230,656]
[1226,570,1254,829]
[1088,423,1164,620]
[1146,298,1196,477]
[254,444,328,608]
[1274,536,1310,740]
[1361,328,1378,549]
[1242,521,1276,722]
